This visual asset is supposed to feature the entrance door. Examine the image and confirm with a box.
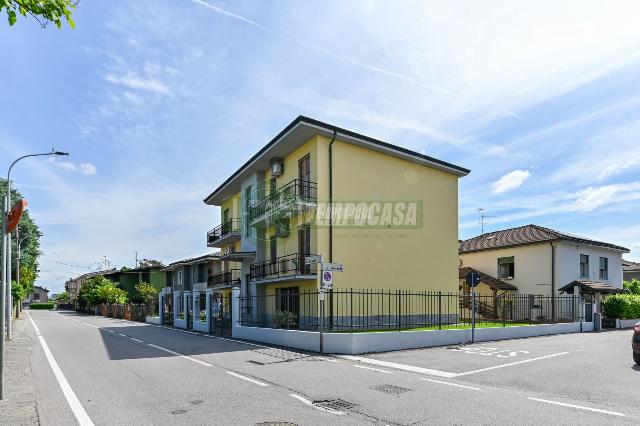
[211,294,232,337]
[298,225,311,274]
[298,154,311,198]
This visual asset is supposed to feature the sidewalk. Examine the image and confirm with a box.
[2,315,39,425]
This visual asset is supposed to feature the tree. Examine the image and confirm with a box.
[0,178,43,287]
[132,281,158,304]
[78,275,128,306]
[624,279,640,295]
[137,259,164,268]
[54,291,70,301]
[1,0,77,28]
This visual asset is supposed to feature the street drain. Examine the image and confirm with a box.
[255,423,298,426]
[247,360,266,365]
[371,384,412,395]
[312,399,356,411]
[190,400,203,405]
[171,409,187,415]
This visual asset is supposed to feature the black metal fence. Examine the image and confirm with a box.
[249,178,317,222]
[239,289,583,332]
[250,253,316,281]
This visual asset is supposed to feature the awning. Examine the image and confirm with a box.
[558,279,627,295]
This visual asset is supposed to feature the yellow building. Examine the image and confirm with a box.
[203,116,469,312]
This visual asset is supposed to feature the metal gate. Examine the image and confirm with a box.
[210,294,232,337]
[163,295,173,325]
[185,292,193,330]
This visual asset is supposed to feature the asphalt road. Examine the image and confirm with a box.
[12,310,640,425]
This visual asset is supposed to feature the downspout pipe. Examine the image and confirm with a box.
[551,242,556,321]
[328,130,337,329]
[328,130,337,263]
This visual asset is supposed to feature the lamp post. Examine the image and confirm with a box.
[1,149,68,401]
[14,230,29,317]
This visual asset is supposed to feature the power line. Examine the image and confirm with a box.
[40,258,94,269]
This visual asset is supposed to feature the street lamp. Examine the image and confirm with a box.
[1,149,68,401]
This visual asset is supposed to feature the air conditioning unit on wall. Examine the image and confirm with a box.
[271,160,284,177]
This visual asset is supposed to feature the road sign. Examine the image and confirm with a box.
[321,262,344,272]
[305,255,323,265]
[321,270,333,290]
[6,199,28,234]
[466,271,481,287]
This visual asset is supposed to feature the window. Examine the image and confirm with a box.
[298,224,311,274]
[192,268,197,284]
[580,254,589,278]
[244,186,252,237]
[177,270,183,287]
[599,257,608,280]
[497,256,514,279]
[33,292,40,301]
[269,177,277,195]
[270,235,277,262]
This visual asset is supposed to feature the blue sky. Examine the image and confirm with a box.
[2,0,640,293]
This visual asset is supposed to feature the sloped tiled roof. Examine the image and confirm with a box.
[558,279,627,294]
[459,267,518,291]
[622,259,640,272]
[459,224,629,254]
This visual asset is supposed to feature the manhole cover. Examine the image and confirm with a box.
[247,360,266,365]
[371,384,412,395]
[190,400,203,405]
[313,399,356,411]
[171,409,187,415]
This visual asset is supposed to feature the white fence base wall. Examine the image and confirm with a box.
[616,318,640,329]
[174,318,187,329]
[193,320,209,333]
[232,322,594,354]
[145,316,162,325]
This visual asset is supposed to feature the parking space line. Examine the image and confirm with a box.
[130,337,143,343]
[455,352,569,377]
[117,333,127,337]
[353,365,392,374]
[340,355,457,378]
[225,371,269,387]
[28,314,95,426]
[147,344,213,367]
[422,378,481,391]
[528,397,626,417]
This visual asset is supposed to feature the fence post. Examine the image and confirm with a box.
[438,291,442,330]
[396,290,400,331]
[350,288,353,332]
[231,287,240,337]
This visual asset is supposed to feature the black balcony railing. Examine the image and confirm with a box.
[250,253,316,281]
[207,218,242,246]
[208,269,242,287]
[249,179,317,222]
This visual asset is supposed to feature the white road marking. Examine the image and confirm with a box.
[146,344,213,367]
[340,355,457,378]
[528,397,626,417]
[28,314,95,426]
[105,329,114,333]
[225,371,269,387]
[455,352,569,376]
[130,338,143,343]
[353,365,392,374]
[289,394,345,415]
[117,333,127,337]
[422,378,481,391]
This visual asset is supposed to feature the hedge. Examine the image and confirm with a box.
[29,303,55,310]
[602,294,640,319]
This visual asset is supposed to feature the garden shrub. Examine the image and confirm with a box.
[29,303,55,310]
[602,294,640,319]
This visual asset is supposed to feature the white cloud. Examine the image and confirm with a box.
[492,170,531,194]
[104,72,170,95]
[49,158,98,176]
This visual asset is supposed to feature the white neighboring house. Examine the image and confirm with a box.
[459,224,629,297]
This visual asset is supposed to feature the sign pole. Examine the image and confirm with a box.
[319,289,324,354]
[0,193,7,400]
[471,283,476,343]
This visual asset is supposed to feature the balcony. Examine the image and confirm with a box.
[249,179,317,226]
[250,253,317,282]
[207,218,242,247]
[208,269,242,289]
